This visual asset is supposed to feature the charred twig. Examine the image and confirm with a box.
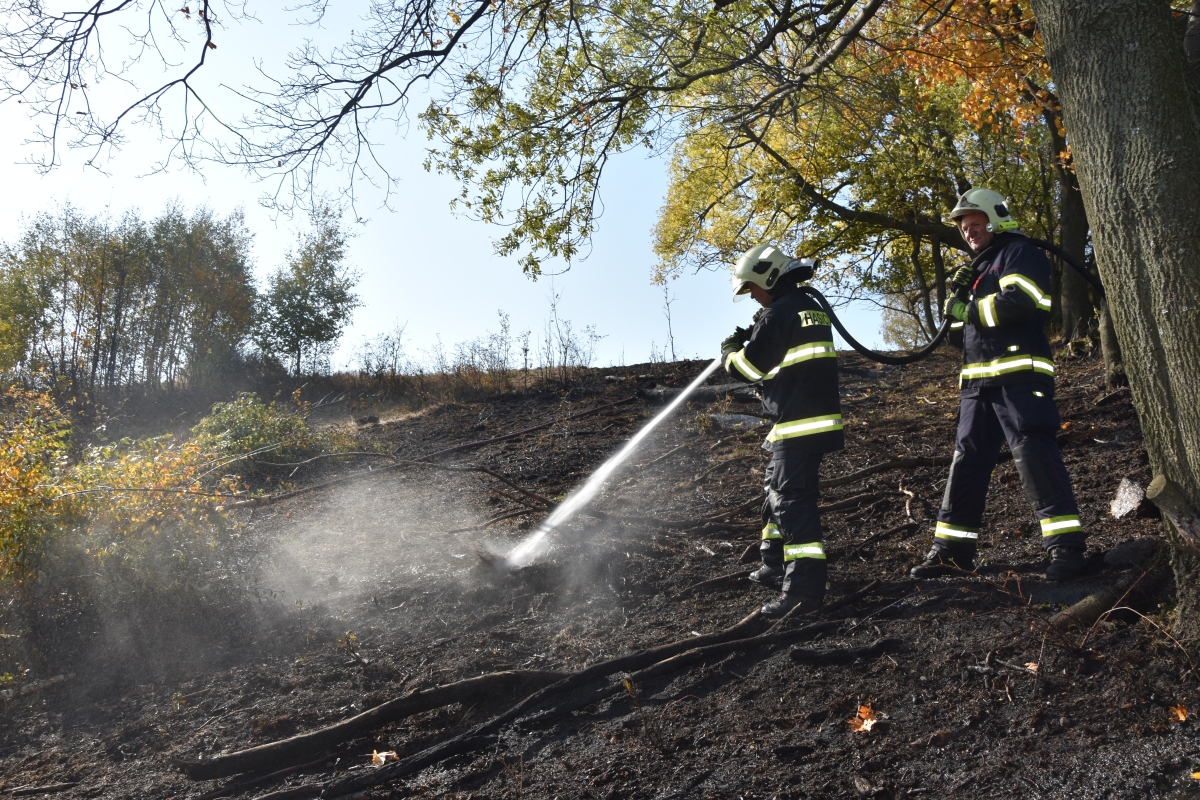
[819,491,881,512]
[688,454,757,487]
[249,451,395,468]
[842,497,892,522]
[705,494,766,522]
[641,442,691,468]
[848,523,919,559]
[669,570,754,600]
[448,507,543,534]
[819,456,952,490]
[789,637,902,664]
[406,463,555,508]
[5,784,78,797]
[775,580,881,627]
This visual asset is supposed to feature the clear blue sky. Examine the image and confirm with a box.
[0,4,884,371]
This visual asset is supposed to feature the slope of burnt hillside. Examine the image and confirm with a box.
[0,350,1191,800]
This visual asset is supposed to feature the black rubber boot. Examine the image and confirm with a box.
[910,547,974,578]
[1045,545,1085,581]
[761,592,821,617]
[748,564,783,588]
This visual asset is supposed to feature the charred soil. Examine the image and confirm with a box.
[1,352,1194,799]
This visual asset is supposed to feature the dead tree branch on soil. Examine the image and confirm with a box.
[789,637,902,663]
[176,670,569,780]
[670,570,754,600]
[188,584,884,789]
[819,457,953,489]
[847,522,919,558]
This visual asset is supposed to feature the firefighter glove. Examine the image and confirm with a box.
[949,264,976,289]
[721,327,750,357]
[943,296,970,323]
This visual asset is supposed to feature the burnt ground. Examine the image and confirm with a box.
[2,350,1196,800]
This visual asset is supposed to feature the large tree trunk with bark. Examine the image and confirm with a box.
[1032,0,1200,640]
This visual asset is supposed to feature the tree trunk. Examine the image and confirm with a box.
[909,235,937,337]
[1032,0,1200,639]
[929,237,947,317]
[1097,296,1126,389]
[1186,0,1200,87]
[1055,174,1092,343]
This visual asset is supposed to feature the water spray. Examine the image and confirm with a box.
[505,357,724,567]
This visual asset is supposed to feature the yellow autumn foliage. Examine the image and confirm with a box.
[0,388,364,586]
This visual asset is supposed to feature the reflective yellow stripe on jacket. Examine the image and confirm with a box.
[960,355,1054,383]
[998,273,1052,311]
[725,348,764,382]
[765,413,844,444]
[762,341,837,380]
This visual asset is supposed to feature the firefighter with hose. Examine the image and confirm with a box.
[721,245,844,616]
[911,188,1087,581]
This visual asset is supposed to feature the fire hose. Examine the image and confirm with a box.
[796,235,1105,367]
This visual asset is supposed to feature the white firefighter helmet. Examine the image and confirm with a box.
[949,187,1020,233]
[730,244,815,301]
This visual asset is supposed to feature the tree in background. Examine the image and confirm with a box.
[256,207,361,376]
[0,203,255,397]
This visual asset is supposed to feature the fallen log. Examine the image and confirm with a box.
[1049,544,1167,632]
[184,611,768,782]
[175,670,568,780]
[1146,474,1200,550]
[789,637,902,664]
[321,584,885,798]
[323,617,848,798]
[0,674,70,702]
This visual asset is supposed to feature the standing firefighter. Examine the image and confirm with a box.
[912,188,1087,581]
[721,244,844,616]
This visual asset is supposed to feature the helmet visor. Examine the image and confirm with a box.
[731,274,751,302]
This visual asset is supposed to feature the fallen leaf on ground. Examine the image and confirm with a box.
[847,704,877,733]
[372,750,399,765]
[1170,704,1187,722]
[1025,662,1039,673]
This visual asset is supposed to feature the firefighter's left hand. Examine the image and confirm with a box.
[943,296,970,323]
[721,327,750,356]
[949,264,975,289]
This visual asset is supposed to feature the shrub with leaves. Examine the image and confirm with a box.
[0,388,78,580]
[189,391,356,468]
